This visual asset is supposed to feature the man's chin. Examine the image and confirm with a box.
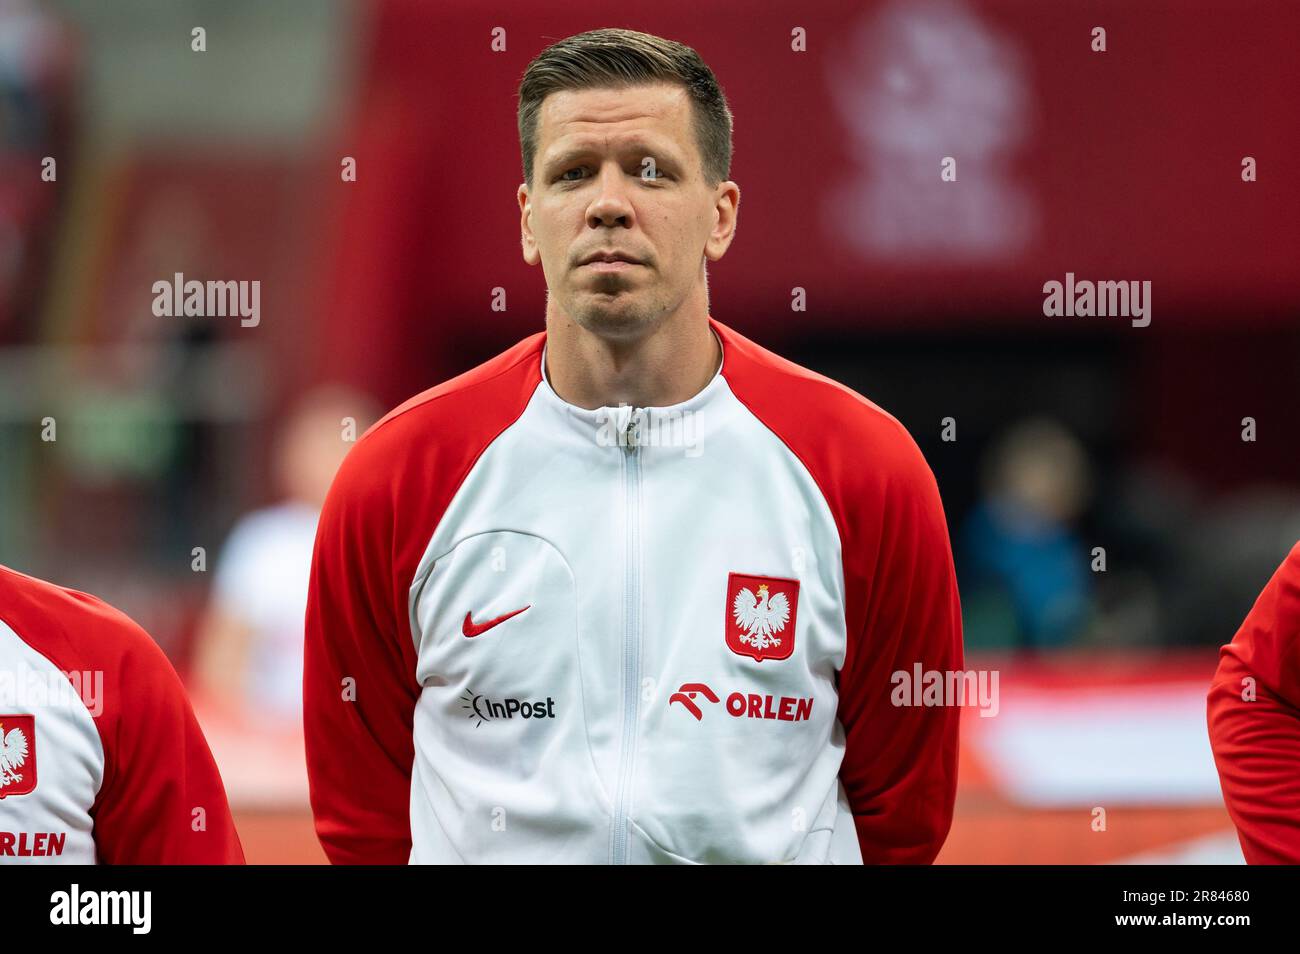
[570,297,661,340]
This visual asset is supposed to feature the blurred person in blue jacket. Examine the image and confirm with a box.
[960,417,1093,650]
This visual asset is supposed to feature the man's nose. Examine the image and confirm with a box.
[586,163,634,228]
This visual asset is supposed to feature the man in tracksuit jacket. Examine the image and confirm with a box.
[0,565,245,864]
[304,28,963,864]
[1208,542,1300,863]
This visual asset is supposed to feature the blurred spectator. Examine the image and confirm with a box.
[191,385,379,725]
[0,0,75,342]
[960,416,1094,650]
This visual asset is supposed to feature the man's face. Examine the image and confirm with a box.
[518,82,738,340]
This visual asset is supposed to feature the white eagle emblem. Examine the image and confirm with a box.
[0,723,29,788]
[732,583,791,652]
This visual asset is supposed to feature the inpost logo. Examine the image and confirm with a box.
[461,688,557,727]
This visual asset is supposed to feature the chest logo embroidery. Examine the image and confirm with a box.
[463,605,531,638]
[0,715,37,798]
[725,573,799,662]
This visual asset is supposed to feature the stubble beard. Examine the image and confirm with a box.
[564,274,672,343]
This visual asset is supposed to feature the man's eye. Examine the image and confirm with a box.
[555,165,666,183]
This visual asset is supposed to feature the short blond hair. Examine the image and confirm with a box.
[517,28,733,188]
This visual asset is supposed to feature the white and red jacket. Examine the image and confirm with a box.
[1208,541,1300,863]
[0,565,244,864]
[305,316,963,864]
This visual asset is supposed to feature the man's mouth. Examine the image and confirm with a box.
[579,251,644,269]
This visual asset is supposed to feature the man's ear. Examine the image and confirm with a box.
[704,180,740,263]
[518,183,540,266]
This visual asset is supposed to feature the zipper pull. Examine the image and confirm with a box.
[623,407,642,453]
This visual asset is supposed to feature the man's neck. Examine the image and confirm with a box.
[544,311,722,410]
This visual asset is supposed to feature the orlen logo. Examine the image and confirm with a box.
[460,688,556,727]
[668,682,813,723]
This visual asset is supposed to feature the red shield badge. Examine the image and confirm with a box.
[725,573,799,662]
[0,714,37,798]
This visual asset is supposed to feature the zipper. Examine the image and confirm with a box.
[610,406,643,864]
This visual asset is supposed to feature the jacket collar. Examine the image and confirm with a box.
[534,318,731,450]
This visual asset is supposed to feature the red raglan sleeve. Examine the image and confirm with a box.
[1207,541,1300,864]
[836,430,963,864]
[304,432,421,864]
[86,600,244,864]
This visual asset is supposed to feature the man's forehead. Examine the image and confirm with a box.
[537,83,691,147]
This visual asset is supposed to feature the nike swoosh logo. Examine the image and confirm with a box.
[462,605,531,637]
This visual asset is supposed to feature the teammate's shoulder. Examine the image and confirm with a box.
[1265,541,1300,602]
[0,564,168,677]
[1283,541,1300,578]
[715,318,923,468]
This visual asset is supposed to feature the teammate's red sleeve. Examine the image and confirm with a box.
[304,435,420,865]
[80,592,245,864]
[836,432,964,864]
[1207,542,1300,864]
